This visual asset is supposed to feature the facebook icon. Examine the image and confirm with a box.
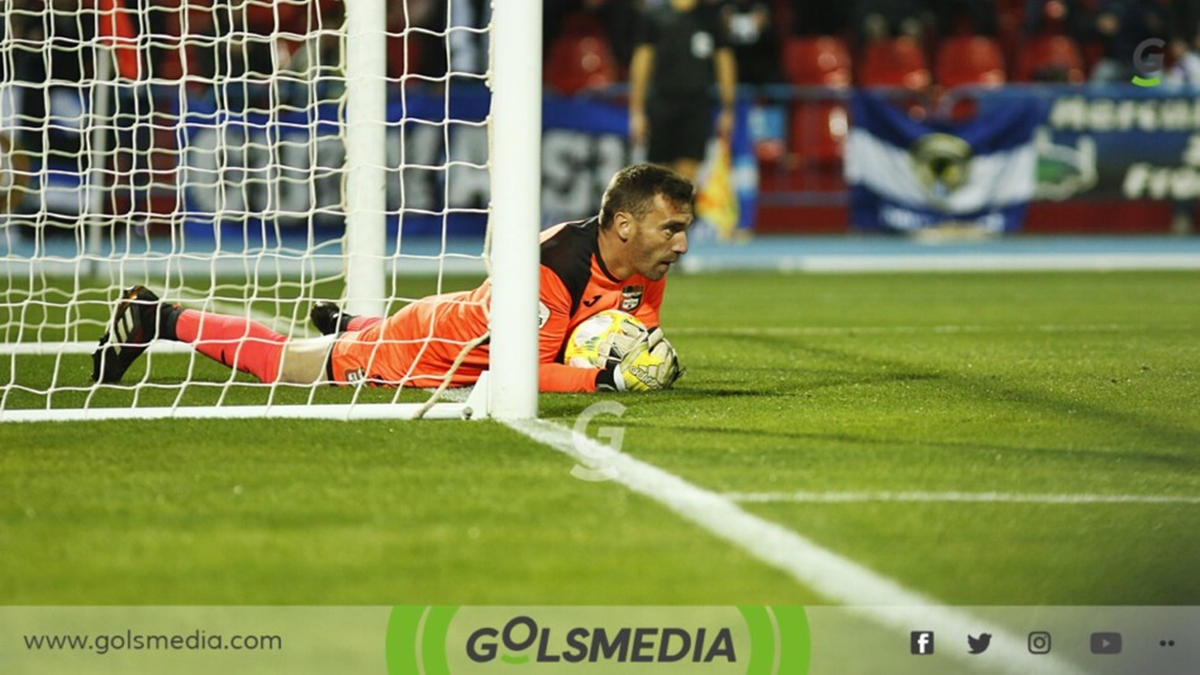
[911,631,935,655]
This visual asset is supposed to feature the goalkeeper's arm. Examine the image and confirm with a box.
[596,328,684,392]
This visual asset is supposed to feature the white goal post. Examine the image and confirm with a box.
[0,0,540,422]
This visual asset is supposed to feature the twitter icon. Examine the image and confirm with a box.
[968,633,992,654]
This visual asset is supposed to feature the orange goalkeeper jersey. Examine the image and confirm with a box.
[328,218,666,392]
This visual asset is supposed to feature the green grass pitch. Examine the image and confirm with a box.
[1,270,1198,605]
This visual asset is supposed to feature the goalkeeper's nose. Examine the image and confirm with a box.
[671,230,689,256]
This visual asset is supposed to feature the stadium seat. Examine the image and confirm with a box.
[1013,34,1086,83]
[782,36,851,164]
[789,101,848,164]
[857,37,931,90]
[783,36,852,87]
[558,11,608,39]
[934,35,1007,88]
[543,35,619,95]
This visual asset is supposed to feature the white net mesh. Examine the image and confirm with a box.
[0,0,495,420]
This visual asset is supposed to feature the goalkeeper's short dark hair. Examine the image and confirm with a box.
[599,164,695,229]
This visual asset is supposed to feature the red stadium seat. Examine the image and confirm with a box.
[783,36,852,87]
[789,101,848,163]
[857,37,931,90]
[543,35,618,95]
[559,11,608,39]
[1013,34,1086,82]
[783,36,851,164]
[935,36,1007,88]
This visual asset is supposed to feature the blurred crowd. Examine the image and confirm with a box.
[4,0,1197,108]
[541,0,1199,90]
[2,0,1195,228]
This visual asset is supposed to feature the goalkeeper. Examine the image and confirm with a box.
[92,164,690,393]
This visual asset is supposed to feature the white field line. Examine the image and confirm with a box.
[677,252,1200,273]
[725,491,1200,505]
[670,323,1146,337]
[502,418,1090,675]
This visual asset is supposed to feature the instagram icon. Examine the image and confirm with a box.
[1028,631,1052,654]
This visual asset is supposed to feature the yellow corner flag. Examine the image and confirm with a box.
[695,139,740,241]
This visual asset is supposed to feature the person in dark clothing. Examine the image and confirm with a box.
[628,0,737,181]
[851,0,925,45]
[926,0,999,38]
[1021,0,1087,39]
[9,0,94,220]
[719,0,780,85]
[792,4,850,36]
[1169,0,1200,63]
[1087,0,1168,82]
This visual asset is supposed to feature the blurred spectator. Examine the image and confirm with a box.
[109,0,179,219]
[1022,0,1087,39]
[852,0,925,45]
[603,0,644,69]
[1167,0,1199,234]
[192,0,284,109]
[1168,0,1200,72]
[9,0,95,219]
[11,0,92,155]
[629,0,737,181]
[386,0,450,84]
[1087,0,1168,82]
[926,0,999,37]
[792,4,851,36]
[449,0,490,78]
[719,0,780,84]
[545,0,640,71]
[281,0,346,104]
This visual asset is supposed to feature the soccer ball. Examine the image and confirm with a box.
[562,310,649,369]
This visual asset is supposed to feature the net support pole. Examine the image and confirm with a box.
[487,0,542,420]
[85,53,113,277]
[343,0,388,317]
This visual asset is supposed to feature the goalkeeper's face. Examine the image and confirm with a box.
[628,195,692,281]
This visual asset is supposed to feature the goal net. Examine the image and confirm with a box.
[0,0,541,421]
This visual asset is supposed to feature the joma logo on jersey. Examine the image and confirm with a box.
[621,286,644,311]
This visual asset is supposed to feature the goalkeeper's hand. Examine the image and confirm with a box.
[598,328,684,392]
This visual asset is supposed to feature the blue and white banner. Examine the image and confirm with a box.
[845,92,1043,233]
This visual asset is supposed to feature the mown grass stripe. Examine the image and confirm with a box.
[503,418,1088,675]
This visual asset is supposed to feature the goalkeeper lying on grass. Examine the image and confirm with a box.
[92,164,688,393]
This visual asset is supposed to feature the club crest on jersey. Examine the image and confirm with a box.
[621,285,644,311]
